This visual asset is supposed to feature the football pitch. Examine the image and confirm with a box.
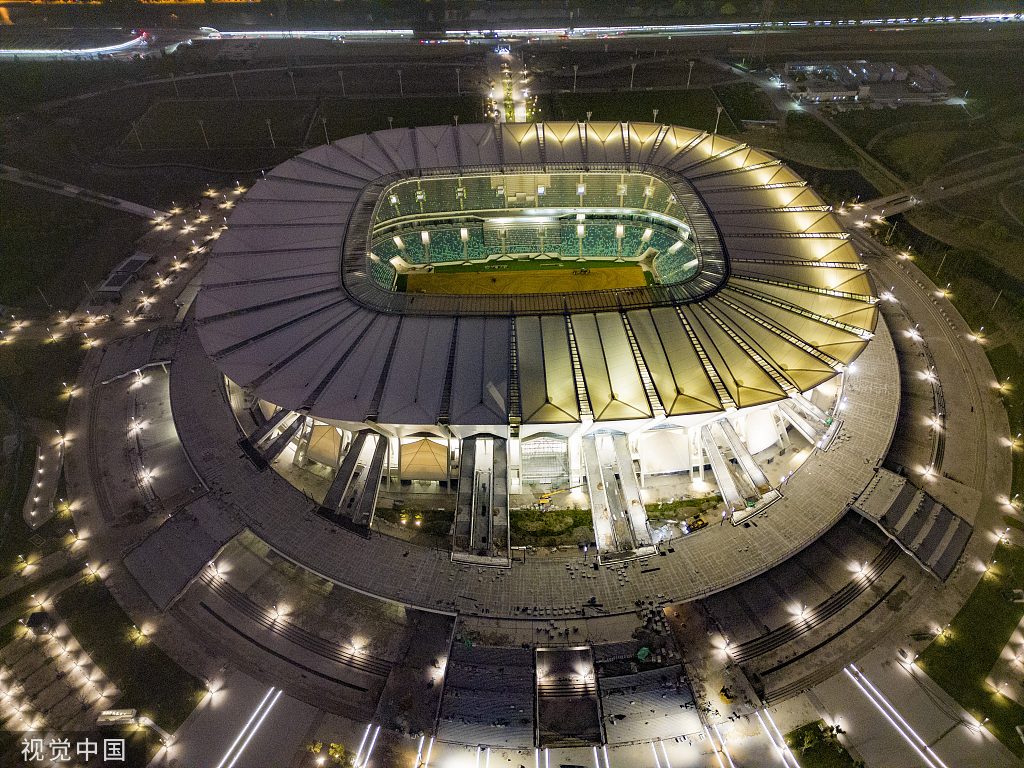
[405,264,647,295]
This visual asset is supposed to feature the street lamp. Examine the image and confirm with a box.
[713,105,724,135]
[630,62,638,91]
[687,59,695,88]
[573,64,578,93]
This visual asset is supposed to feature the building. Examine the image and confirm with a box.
[195,122,876,564]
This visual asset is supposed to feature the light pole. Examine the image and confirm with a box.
[397,69,403,97]
[687,59,695,88]
[288,70,297,98]
[713,105,723,135]
[229,72,239,99]
[265,119,276,148]
[388,116,394,130]
[322,115,329,145]
[573,64,578,93]
[630,61,637,91]
[456,68,461,96]
[197,120,209,150]
[652,108,659,123]
[454,115,459,127]
[339,69,346,97]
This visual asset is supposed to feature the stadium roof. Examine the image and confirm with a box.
[195,122,877,426]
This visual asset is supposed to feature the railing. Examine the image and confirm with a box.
[340,163,731,317]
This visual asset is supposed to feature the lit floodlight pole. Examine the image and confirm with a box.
[388,116,394,130]
[573,64,578,92]
[630,61,637,90]
[454,115,459,126]
[653,108,659,123]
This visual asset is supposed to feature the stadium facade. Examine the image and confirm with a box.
[195,122,877,561]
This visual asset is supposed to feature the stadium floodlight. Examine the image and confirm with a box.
[416,190,425,201]
[642,228,653,242]
[393,236,405,249]
[577,184,586,195]
[537,185,546,195]
[389,195,398,205]
[421,231,430,245]
[496,185,505,196]
[460,228,469,242]
[617,184,627,195]
[615,224,624,238]
[577,224,585,237]
[645,187,655,196]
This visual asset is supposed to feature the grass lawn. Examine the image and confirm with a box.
[0,337,86,425]
[432,259,629,274]
[873,129,999,184]
[319,95,486,140]
[714,82,778,124]
[645,494,722,521]
[987,344,1024,500]
[55,579,206,733]
[830,105,970,151]
[784,720,859,768]
[510,507,594,548]
[538,88,738,135]
[916,542,1024,757]
[375,506,453,540]
[130,98,316,150]
[0,437,76,579]
[0,182,149,312]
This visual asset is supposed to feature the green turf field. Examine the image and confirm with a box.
[407,263,646,295]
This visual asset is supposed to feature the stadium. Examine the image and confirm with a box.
[194,121,882,567]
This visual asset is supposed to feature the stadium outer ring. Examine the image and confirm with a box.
[195,122,878,429]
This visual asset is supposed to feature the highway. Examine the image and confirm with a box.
[1,12,1020,60]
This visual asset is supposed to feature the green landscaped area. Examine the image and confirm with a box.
[916,542,1024,757]
[374,506,454,542]
[0,182,149,312]
[784,720,860,768]
[644,494,722,521]
[431,259,642,274]
[319,95,485,139]
[0,338,85,426]
[54,579,206,733]
[129,98,316,150]
[509,507,594,548]
[714,81,778,124]
[538,88,738,136]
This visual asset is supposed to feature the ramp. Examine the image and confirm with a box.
[611,434,654,550]
[315,431,385,537]
[452,436,511,566]
[582,435,617,555]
